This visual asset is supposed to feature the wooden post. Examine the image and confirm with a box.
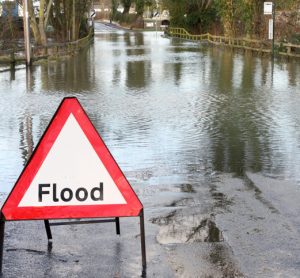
[10,51,15,65]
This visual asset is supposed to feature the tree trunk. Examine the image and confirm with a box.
[27,0,51,46]
[38,0,47,45]
[223,0,234,38]
[122,0,131,14]
[72,0,76,40]
[27,0,42,45]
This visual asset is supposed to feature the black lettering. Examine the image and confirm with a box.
[91,182,103,201]
[60,188,73,202]
[53,183,59,202]
[38,184,50,202]
[75,187,88,201]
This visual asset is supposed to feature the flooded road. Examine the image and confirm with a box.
[0,23,300,277]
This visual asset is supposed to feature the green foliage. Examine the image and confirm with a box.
[183,10,215,33]
[179,0,300,38]
[114,11,138,24]
[121,0,132,14]
[111,0,118,19]
[136,0,145,16]
[145,0,155,7]
[113,0,300,39]
[276,0,296,10]
[164,0,217,33]
[163,0,186,27]
[48,0,92,42]
[291,33,300,44]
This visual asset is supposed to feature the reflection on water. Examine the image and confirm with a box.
[19,113,33,166]
[1,31,300,192]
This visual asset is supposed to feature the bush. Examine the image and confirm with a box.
[113,11,138,25]
[290,34,300,44]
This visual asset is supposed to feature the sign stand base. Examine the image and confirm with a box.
[44,217,121,239]
[44,220,52,240]
[0,98,147,274]
[0,213,146,275]
[140,209,147,275]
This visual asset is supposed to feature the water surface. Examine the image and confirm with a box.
[1,28,300,193]
[2,24,300,278]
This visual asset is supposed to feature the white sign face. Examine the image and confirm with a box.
[268,19,273,40]
[264,2,273,15]
[18,114,127,207]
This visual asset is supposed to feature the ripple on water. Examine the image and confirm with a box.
[1,32,300,192]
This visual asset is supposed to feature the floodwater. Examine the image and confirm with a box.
[0,23,300,277]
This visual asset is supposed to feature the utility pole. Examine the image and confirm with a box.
[23,0,31,66]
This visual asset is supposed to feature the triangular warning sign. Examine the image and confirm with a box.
[1,97,143,220]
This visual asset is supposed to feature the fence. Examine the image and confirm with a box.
[167,27,300,58]
[0,31,94,65]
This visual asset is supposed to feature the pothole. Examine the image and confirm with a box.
[210,184,233,209]
[151,211,223,244]
[167,198,194,207]
[180,184,196,193]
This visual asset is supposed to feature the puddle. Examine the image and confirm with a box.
[167,198,194,208]
[210,184,233,210]
[179,184,196,193]
[6,248,46,255]
[151,210,223,244]
[207,243,245,278]
[186,218,222,243]
[243,174,279,214]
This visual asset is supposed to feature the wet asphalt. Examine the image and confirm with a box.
[1,170,300,277]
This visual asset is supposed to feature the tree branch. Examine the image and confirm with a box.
[44,0,54,29]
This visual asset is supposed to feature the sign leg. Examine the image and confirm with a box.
[44,220,52,241]
[115,217,120,235]
[0,217,5,274]
[140,209,146,274]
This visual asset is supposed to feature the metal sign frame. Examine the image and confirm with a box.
[0,211,146,274]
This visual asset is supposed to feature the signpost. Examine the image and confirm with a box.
[268,19,273,40]
[264,1,275,59]
[0,97,146,273]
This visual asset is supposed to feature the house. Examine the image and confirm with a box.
[0,0,19,17]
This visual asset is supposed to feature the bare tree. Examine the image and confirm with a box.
[26,0,92,46]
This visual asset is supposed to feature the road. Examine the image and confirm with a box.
[0,22,300,277]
